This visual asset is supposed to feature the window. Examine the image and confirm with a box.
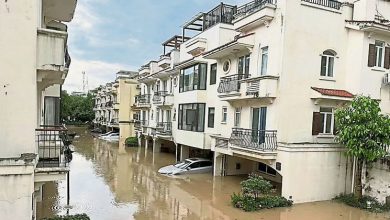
[258,162,277,176]
[208,107,215,128]
[238,55,250,76]
[260,47,268,75]
[221,107,227,123]
[320,50,335,77]
[376,41,385,68]
[179,63,207,92]
[178,103,205,132]
[210,63,217,85]
[234,108,241,127]
[320,107,334,134]
[222,60,231,73]
[368,41,390,69]
[312,107,334,135]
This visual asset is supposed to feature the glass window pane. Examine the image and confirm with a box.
[245,55,250,75]
[320,56,327,76]
[199,64,207,90]
[210,64,217,85]
[325,113,332,133]
[238,57,244,75]
[261,47,268,75]
[328,57,334,77]
[197,104,205,132]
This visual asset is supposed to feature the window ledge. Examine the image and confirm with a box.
[317,134,335,139]
[371,67,387,72]
[319,77,335,82]
[221,122,227,124]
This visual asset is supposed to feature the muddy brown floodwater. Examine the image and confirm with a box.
[36,127,390,220]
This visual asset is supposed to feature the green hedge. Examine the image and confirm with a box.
[125,137,138,147]
[42,214,90,220]
[334,194,390,213]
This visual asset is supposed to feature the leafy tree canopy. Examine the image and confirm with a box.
[335,96,390,162]
[61,90,94,124]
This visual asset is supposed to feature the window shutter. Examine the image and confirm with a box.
[312,112,322,135]
[384,47,390,69]
[368,44,376,67]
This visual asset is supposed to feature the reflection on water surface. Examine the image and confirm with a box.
[36,127,390,220]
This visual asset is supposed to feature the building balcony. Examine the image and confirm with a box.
[134,120,141,131]
[158,55,171,69]
[213,128,278,160]
[184,37,208,56]
[35,125,71,169]
[109,118,119,127]
[135,94,151,108]
[153,91,174,106]
[233,0,277,31]
[156,122,172,137]
[217,75,279,102]
[113,102,120,110]
[139,65,151,76]
[301,0,342,10]
[36,28,70,87]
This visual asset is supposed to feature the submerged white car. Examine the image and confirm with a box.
[101,133,119,141]
[98,131,115,137]
[158,158,213,175]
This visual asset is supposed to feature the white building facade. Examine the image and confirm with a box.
[0,0,77,219]
[136,0,390,204]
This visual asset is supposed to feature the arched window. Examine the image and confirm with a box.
[320,50,336,77]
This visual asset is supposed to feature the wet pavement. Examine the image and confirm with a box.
[36,127,390,220]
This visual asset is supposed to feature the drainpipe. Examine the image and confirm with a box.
[351,156,356,193]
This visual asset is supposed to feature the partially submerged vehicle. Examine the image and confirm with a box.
[158,158,213,175]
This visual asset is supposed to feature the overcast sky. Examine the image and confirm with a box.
[63,0,247,92]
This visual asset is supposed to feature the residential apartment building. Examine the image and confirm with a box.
[0,0,77,219]
[93,71,140,142]
[136,0,390,204]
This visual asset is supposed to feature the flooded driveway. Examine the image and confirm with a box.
[37,127,390,220]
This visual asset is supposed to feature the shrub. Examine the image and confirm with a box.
[231,173,293,212]
[334,194,390,213]
[125,137,138,147]
[42,214,90,220]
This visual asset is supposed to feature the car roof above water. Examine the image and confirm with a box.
[185,158,210,163]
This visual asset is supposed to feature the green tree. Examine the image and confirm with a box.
[335,96,390,197]
[61,91,95,123]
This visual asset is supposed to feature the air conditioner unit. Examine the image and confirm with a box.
[383,73,390,85]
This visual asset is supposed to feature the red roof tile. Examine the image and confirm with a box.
[311,87,354,98]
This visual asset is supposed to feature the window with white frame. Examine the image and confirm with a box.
[260,46,268,75]
[376,41,385,68]
[320,50,336,77]
[234,108,241,127]
[221,107,227,123]
[320,107,334,134]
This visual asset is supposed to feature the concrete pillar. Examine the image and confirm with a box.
[180,145,190,161]
[153,138,161,154]
[213,152,223,177]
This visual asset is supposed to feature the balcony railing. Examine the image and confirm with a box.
[153,91,168,104]
[136,94,151,105]
[156,122,172,135]
[36,125,71,168]
[234,0,277,20]
[140,120,149,127]
[301,0,342,10]
[217,74,250,93]
[229,128,277,151]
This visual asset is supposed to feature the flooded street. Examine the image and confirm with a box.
[37,127,390,220]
